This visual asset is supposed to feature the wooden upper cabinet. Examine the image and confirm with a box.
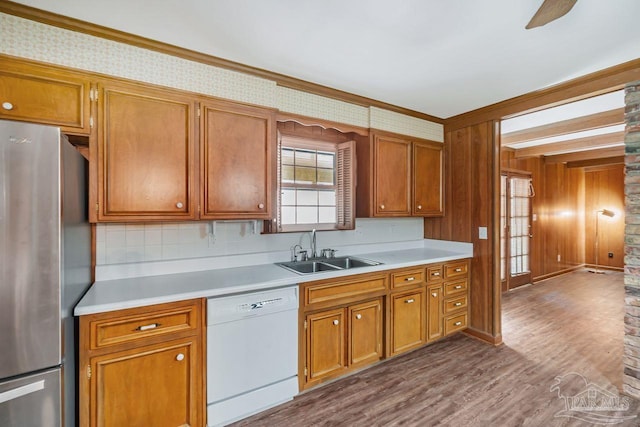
[413,140,444,216]
[200,100,275,219]
[356,131,444,217]
[0,57,91,134]
[95,82,197,221]
[374,135,412,216]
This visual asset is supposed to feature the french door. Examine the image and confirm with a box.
[501,172,534,291]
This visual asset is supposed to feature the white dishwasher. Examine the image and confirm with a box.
[206,285,299,427]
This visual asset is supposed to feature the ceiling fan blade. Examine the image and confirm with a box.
[526,0,577,29]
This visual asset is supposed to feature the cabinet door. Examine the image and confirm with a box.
[427,284,443,342]
[306,309,345,384]
[0,59,91,134]
[373,135,411,216]
[201,101,274,219]
[88,338,202,427]
[413,141,444,216]
[349,299,382,368]
[97,83,197,221]
[390,290,425,355]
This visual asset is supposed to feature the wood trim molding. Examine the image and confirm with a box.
[514,131,625,158]
[0,1,443,124]
[501,108,624,145]
[446,59,640,131]
[546,146,624,164]
[532,265,585,283]
[276,112,369,136]
[463,327,503,346]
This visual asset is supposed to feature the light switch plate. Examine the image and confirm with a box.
[479,227,488,240]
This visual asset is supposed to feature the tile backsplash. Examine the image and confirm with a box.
[96,217,424,265]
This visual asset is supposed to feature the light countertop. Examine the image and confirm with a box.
[75,240,472,316]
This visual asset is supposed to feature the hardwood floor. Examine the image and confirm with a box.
[233,269,639,426]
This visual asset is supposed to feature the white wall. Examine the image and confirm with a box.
[96,218,424,265]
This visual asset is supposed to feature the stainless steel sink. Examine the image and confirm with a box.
[276,256,382,275]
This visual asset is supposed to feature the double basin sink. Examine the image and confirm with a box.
[276,256,382,275]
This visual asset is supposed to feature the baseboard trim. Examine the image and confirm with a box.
[584,264,624,272]
[463,327,502,346]
[532,265,585,283]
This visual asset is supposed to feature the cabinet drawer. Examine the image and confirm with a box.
[444,295,468,314]
[89,301,201,350]
[426,265,443,283]
[391,269,424,289]
[444,312,467,335]
[305,275,387,306]
[444,279,468,297]
[444,261,468,279]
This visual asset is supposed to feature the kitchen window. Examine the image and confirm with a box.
[276,133,355,232]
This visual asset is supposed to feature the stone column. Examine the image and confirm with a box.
[624,80,640,398]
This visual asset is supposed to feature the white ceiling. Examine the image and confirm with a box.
[10,0,640,118]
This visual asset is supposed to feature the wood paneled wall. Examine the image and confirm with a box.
[542,164,585,276]
[585,165,625,269]
[424,121,501,344]
[503,150,585,280]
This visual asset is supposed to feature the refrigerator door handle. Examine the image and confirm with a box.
[0,379,45,404]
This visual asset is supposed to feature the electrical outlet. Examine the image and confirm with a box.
[557,254,561,262]
[608,252,614,258]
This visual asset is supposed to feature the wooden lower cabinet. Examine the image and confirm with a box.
[303,297,383,389]
[306,308,346,383]
[390,289,425,355]
[427,284,443,342]
[79,299,205,427]
[90,338,200,427]
[349,299,383,368]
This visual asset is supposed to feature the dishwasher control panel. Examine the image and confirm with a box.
[207,286,299,325]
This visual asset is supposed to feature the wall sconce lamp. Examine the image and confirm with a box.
[589,208,616,274]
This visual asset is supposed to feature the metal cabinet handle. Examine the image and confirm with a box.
[355,314,362,320]
[176,353,185,361]
[431,292,438,297]
[2,102,14,111]
[405,277,415,282]
[455,268,463,272]
[417,204,422,210]
[333,319,339,325]
[454,302,462,307]
[405,298,415,304]
[136,323,159,331]
[258,203,265,209]
[176,202,184,209]
[432,272,440,276]
[454,321,462,326]
[380,204,385,210]
[455,285,462,290]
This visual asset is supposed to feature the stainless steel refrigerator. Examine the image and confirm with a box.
[0,120,91,427]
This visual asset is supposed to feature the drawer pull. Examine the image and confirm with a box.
[176,202,184,209]
[454,302,462,307]
[2,102,14,111]
[333,319,339,326]
[405,298,415,304]
[455,285,463,290]
[432,292,438,297]
[355,314,362,320]
[432,272,440,276]
[136,323,160,331]
[454,321,462,326]
[417,204,422,210]
[405,277,415,282]
[176,353,185,362]
[455,268,463,272]
[258,203,265,209]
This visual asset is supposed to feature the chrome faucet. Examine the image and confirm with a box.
[310,228,317,259]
